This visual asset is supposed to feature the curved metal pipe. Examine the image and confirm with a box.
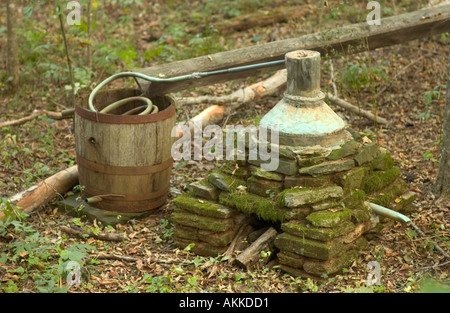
[88,60,286,112]
[100,96,154,115]
[365,201,411,224]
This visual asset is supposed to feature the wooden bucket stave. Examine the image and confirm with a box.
[74,88,176,213]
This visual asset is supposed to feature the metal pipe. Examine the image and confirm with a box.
[100,96,154,115]
[366,201,450,260]
[88,59,286,112]
[365,201,411,224]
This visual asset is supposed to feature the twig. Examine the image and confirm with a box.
[374,55,427,99]
[327,93,389,125]
[328,59,338,97]
[86,0,92,69]
[96,253,139,262]
[0,109,75,128]
[409,222,450,260]
[58,6,75,105]
[61,225,124,242]
[422,260,450,270]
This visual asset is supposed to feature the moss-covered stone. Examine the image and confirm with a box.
[247,176,283,198]
[279,265,317,280]
[198,228,237,247]
[173,224,199,241]
[279,185,344,208]
[208,170,246,192]
[187,179,219,201]
[326,140,361,161]
[281,220,356,241]
[336,167,369,194]
[283,207,312,220]
[249,166,284,181]
[370,148,394,171]
[393,191,417,213]
[219,161,248,178]
[274,232,344,260]
[298,159,355,177]
[279,145,332,160]
[171,211,234,233]
[277,251,306,269]
[366,178,408,207]
[248,157,299,176]
[351,206,373,224]
[311,201,342,211]
[297,155,326,167]
[363,168,401,194]
[284,174,336,189]
[172,194,234,219]
[354,142,379,166]
[343,190,366,209]
[219,192,285,222]
[303,249,361,276]
[306,209,352,228]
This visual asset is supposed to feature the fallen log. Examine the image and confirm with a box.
[0,165,79,220]
[174,69,287,136]
[189,6,311,35]
[136,3,450,95]
[233,227,278,270]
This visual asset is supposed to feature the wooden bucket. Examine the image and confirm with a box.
[74,88,176,213]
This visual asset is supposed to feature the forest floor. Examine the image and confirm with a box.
[0,0,449,293]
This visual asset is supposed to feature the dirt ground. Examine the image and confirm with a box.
[0,1,449,293]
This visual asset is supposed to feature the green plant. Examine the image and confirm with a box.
[422,150,436,162]
[0,199,95,293]
[423,84,446,105]
[340,61,390,92]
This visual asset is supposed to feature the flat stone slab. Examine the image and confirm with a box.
[187,179,219,201]
[219,192,285,222]
[298,159,355,177]
[363,168,401,194]
[326,140,361,161]
[280,185,344,208]
[249,166,284,181]
[208,171,246,192]
[284,174,336,189]
[274,232,344,261]
[303,249,361,276]
[56,193,149,226]
[173,194,234,219]
[281,220,356,241]
[171,210,234,233]
[354,142,379,166]
[248,157,299,176]
[247,176,283,198]
[306,209,352,228]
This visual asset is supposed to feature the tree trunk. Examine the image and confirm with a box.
[6,0,19,94]
[434,44,450,201]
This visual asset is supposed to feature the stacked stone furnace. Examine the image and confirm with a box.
[170,129,417,278]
